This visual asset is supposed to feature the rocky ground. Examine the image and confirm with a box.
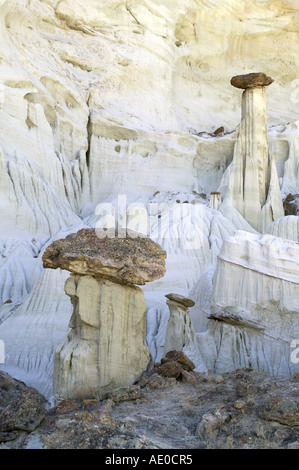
[0,351,299,450]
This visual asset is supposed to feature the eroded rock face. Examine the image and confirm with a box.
[283,194,298,216]
[0,0,298,413]
[209,192,221,210]
[223,73,284,231]
[230,72,274,89]
[54,275,149,402]
[42,228,166,286]
[165,293,195,309]
[2,367,299,449]
[0,371,46,439]
[268,215,299,242]
[43,229,166,403]
[163,294,206,371]
[199,230,299,377]
[162,350,196,372]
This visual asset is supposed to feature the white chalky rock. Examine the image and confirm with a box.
[163,293,207,371]
[223,73,284,232]
[0,0,298,396]
[54,275,149,402]
[198,231,299,376]
[42,228,165,402]
[267,215,299,242]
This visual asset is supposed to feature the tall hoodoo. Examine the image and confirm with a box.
[224,72,284,231]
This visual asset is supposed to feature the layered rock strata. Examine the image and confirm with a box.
[42,228,166,402]
[164,293,195,354]
[223,73,284,231]
[209,192,221,210]
[0,0,298,402]
[200,230,299,376]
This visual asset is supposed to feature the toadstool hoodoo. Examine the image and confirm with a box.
[42,228,166,403]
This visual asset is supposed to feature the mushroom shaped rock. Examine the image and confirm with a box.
[223,73,283,231]
[163,293,206,371]
[230,72,274,89]
[42,228,166,285]
[164,294,196,354]
[42,229,166,403]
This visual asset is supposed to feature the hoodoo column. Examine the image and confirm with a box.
[42,228,166,403]
[225,72,284,231]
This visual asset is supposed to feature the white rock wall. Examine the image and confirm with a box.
[0,0,298,396]
[200,231,299,376]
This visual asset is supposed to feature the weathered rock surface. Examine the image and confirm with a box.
[162,350,196,372]
[156,361,183,379]
[222,73,284,232]
[53,275,150,403]
[42,228,166,286]
[165,293,195,309]
[104,385,141,404]
[283,194,298,216]
[209,192,222,210]
[163,294,206,371]
[199,230,299,376]
[0,0,298,424]
[43,227,166,403]
[0,371,47,440]
[155,349,196,381]
[268,215,299,242]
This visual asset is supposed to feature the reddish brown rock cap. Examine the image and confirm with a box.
[42,228,166,286]
[230,72,274,89]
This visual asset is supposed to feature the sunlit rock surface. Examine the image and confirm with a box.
[222,73,284,232]
[198,231,299,376]
[267,215,299,242]
[0,0,298,399]
[54,275,149,402]
[42,229,165,402]
[42,228,166,285]
[163,293,207,372]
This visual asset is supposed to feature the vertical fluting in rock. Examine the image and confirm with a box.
[164,293,196,354]
[209,192,221,210]
[55,275,148,402]
[42,228,166,402]
[224,73,284,231]
[163,293,207,371]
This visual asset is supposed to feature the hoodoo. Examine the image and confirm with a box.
[42,228,166,402]
[224,72,284,231]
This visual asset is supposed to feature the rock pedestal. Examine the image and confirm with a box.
[164,293,196,353]
[54,275,148,401]
[42,228,166,402]
[163,293,207,372]
[203,230,299,377]
[225,72,284,231]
